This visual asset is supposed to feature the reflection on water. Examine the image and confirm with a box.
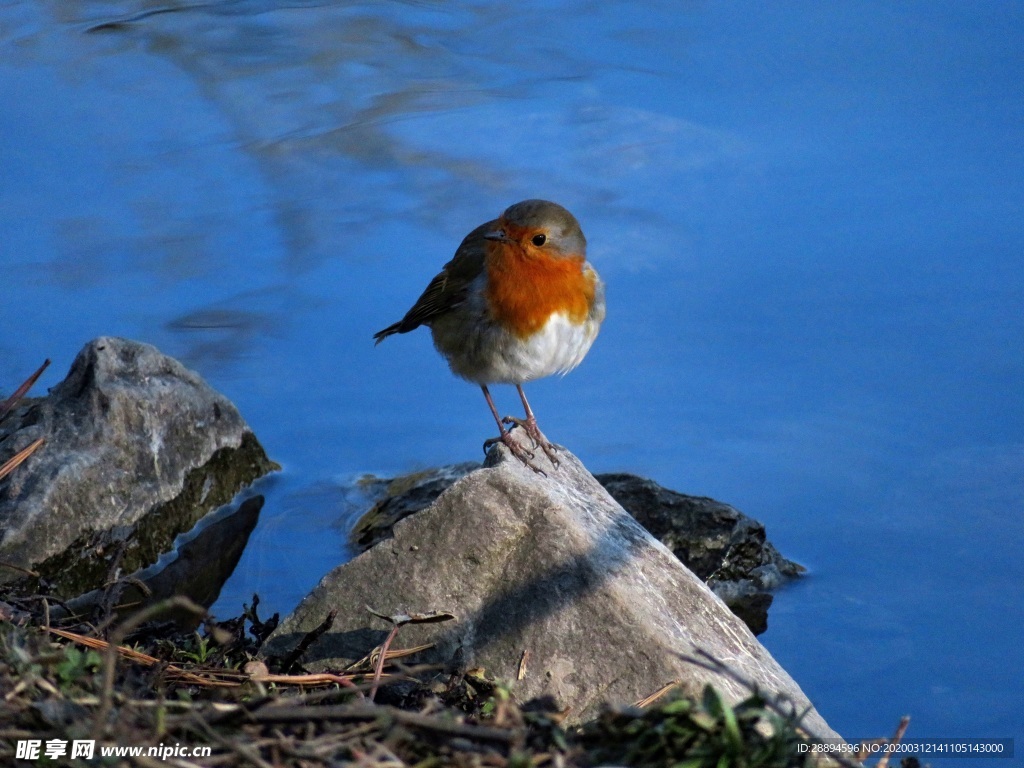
[2,0,1022,751]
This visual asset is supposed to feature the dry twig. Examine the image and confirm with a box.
[0,358,50,422]
[0,438,45,482]
[872,715,911,768]
[634,680,680,708]
[280,609,336,674]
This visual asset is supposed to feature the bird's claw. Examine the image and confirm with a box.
[501,415,537,447]
[483,432,546,475]
[483,433,534,459]
[501,416,560,468]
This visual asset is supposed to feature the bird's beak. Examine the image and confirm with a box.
[483,229,511,243]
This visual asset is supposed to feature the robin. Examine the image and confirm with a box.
[374,199,606,471]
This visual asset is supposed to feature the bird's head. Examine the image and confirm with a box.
[484,199,586,260]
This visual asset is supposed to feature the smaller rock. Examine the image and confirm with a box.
[51,495,263,627]
[0,337,278,596]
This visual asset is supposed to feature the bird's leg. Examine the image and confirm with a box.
[501,385,560,467]
[480,385,545,474]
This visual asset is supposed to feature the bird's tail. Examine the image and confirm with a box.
[372,322,402,345]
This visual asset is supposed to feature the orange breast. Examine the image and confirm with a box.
[484,242,596,339]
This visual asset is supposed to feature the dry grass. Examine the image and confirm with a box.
[0,589,919,767]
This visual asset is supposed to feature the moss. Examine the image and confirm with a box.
[30,431,279,597]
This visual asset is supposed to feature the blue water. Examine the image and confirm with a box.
[2,0,1021,756]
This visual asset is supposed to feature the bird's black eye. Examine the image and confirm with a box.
[531,233,547,247]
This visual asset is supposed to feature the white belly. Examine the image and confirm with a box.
[432,310,601,385]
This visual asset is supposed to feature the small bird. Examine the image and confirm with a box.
[374,199,606,471]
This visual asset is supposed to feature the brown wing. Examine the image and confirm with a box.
[373,220,493,344]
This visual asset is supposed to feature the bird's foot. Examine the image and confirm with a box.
[501,415,560,468]
[483,430,547,475]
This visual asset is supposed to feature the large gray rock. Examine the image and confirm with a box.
[350,465,801,635]
[265,433,840,740]
[0,337,278,595]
